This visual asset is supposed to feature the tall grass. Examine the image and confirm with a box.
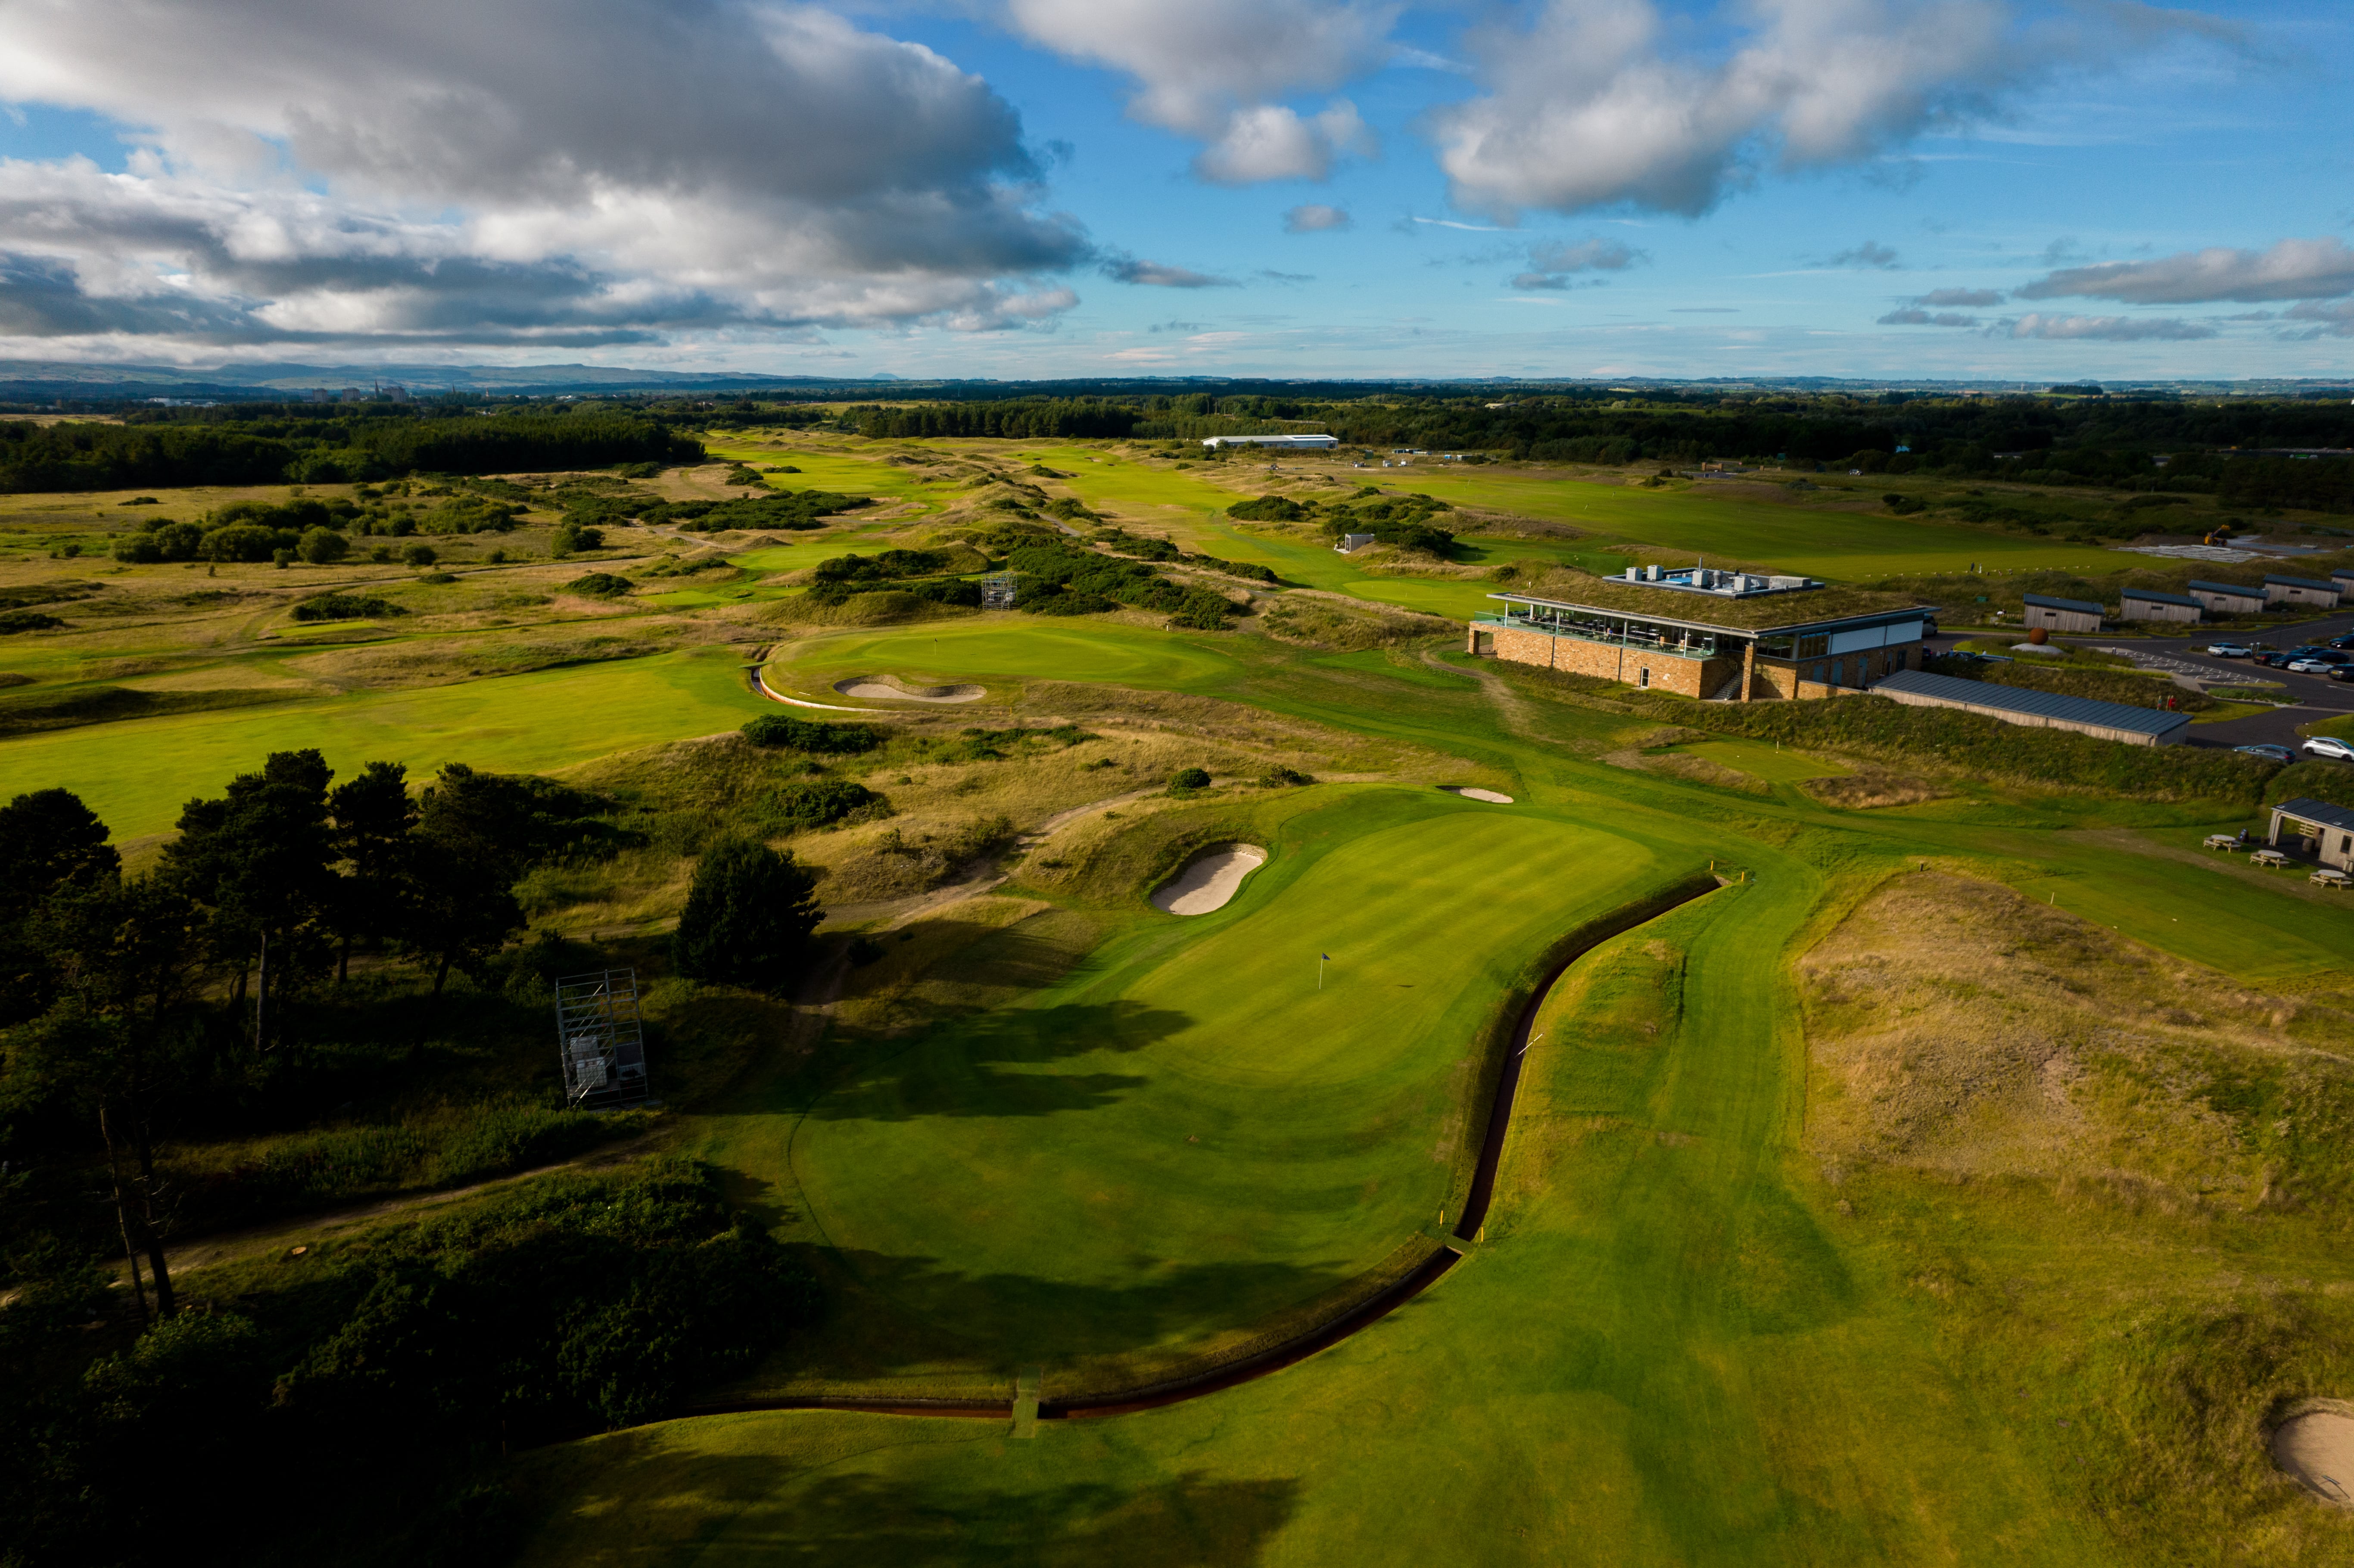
[180,1101,647,1225]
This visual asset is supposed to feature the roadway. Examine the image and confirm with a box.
[1928,605,2354,751]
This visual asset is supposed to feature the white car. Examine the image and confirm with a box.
[2206,642,2253,657]
[2287,658,2337,674]
[2304,735,2354,763]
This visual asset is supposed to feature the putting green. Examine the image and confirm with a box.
[0,647,766,840]
[748,794,1666,1391]
[761,618,1246,705]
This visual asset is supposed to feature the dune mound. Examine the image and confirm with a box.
[2273,1403,2354,1509]
[1152,843,1268,916]
[833,675,985,703]
[1442,786,1514,804]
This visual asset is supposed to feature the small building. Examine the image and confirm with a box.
[1469,567,1934,700]
[2021,593,2103,634]
[1871,669,2190,746]
[2188,579,2267,616]
[2269,797,2354,872]
[1200,434,1339,451]
[1336,532,1376,553]
[2119,587,2202,625]
[2333,567,2354,596]
[2264,574,2342,609]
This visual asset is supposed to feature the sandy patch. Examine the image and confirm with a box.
[1152,843,1268,915]
[834,675,985,704]
[1442,786,1515,804]
[2273,1403,2354,1509]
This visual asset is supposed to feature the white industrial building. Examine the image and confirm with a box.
[1200,434,1339,450]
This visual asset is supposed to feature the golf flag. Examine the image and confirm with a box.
[1321,952,1330,960]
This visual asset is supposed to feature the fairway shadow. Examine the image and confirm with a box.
[804,999,1190,1122]
[789,1243,1373,1367]
[531,1433,1302,1567]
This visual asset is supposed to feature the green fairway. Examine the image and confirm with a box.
[761,616,1248,706]
[514,871,2092,1567]
[1669,738,1853,784]
[716,790,1671,1397]
[1329,469,2126,580]
[0,646,766,839]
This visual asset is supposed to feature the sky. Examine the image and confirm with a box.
[0,0,2347,383]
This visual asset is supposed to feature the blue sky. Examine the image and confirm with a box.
[0,0,2347,380]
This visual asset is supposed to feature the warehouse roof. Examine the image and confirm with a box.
[2120,586,2201,607]
[1872,668,2192,739]
[2187,579,2266,597]
[2273,797,2354,834]
[2023,592,2102,614]
[1488,572,1929,632]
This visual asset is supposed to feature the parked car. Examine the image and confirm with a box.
[2288,658,2338,674]
[2235,744,2295,762]
[2264,646,2328,668]
[2332,666,2354,683]
[2206,641,2254,657]
[2303,736,2354,763]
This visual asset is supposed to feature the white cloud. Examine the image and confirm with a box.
[1283,203,1352,233]
[0,0,1090,354]
[1001,0,1392,182]
[1196,102,1374,184]
[1427,0,2213,221]
[2016,237,2354,305]
[2000,312,2217,341]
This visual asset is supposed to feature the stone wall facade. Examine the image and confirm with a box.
[1487,624,1920,700]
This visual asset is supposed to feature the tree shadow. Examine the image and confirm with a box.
[800,999,1191,1122]
[773,1243,1377,1370]
[526,1431,1302,1568]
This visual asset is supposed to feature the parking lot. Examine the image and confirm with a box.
[1928,606,2354,752]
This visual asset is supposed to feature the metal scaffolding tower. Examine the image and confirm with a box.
[981,571,1018,610]
[554,969,651,1110]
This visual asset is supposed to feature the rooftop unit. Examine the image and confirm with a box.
[1618,563,1821,598]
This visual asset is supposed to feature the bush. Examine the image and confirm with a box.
[1170,767,1211,792]
[111,534,162,563]
[740,712,885,754]
[291,592,405,622]
[766,778,884,829]
[296,526,348,564]
[672,839,823,990]
[1228,494,1308,521]
[551,522,602,555]
[0,610,64,635]
[564,572,634,598]
[400,543,437,568]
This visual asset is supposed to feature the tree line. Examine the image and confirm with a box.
[0,414,704,493]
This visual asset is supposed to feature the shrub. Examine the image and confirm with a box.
[551,522,602,555]
[401,543,437,567]
[564,572,634,598]
[672,839,823,990]
[741,712,885,753]
[111,534,162,563]
[291,593,405,623]
[766,778,884,828]
[0,610,64,635]
[1228,494,1308,521]
[1170,767,1211,792]
[296,526,348,564]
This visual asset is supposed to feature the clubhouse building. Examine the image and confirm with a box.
[1467,565,1935,701]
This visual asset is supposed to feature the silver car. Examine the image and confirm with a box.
[2304,735,2354,763]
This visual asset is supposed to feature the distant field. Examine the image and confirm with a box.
[0,645,764,840]
[761,618,1247,706]
[710,789,1672,1397]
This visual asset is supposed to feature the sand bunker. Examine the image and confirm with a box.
[1442,787,1515,804]
[832,676,985,704]
[2273,1404,2354,1508]
[1152,844,1268,916]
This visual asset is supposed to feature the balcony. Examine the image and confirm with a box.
[1474,610,1721,660]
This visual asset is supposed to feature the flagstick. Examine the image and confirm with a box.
[1318,955,1324,990]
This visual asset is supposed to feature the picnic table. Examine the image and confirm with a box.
[2314,869,2351,890]
[2203,834,2245,851]
[2251,849,2291,868]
